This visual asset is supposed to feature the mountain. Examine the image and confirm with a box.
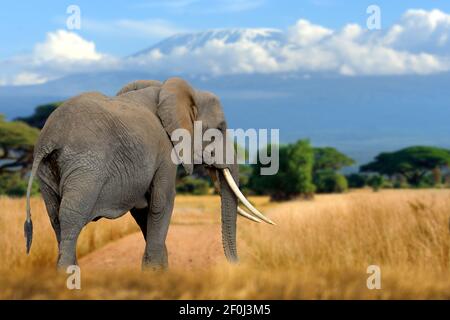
[132,28,284,56]
[1,29,449,166]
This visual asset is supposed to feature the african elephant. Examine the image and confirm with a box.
[24,77,273,269]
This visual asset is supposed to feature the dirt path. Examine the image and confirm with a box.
[79,224,226,271]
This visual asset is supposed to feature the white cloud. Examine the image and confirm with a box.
[288,19,333,46]
[0,30,117,86]
[130,9,450,76]
[33,30,103,63]
[11,72,48,86]
[382,9,450,55]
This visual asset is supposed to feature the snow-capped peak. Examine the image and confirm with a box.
[133,28,284,56]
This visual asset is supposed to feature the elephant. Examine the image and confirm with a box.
[23,77,274,269]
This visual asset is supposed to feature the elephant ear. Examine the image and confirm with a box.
[116,80,162,96]
[158,77,198,175]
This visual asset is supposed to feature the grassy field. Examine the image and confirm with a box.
[1,190,450,299]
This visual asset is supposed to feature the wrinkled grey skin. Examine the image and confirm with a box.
[27,77,239,269]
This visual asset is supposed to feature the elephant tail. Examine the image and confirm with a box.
[24,147,54,254]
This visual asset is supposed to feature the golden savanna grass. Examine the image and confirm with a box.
[1,190,450,299]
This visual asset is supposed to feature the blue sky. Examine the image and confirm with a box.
[2,0,450,57]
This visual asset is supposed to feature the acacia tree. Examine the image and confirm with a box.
[0,115,39,177]
[313,147,354,193]
[313,147,355,172]
[360,146,450,186]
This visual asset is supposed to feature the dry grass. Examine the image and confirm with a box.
[1,190,450,299]
[0,195,263,269]
[0,196,139,269]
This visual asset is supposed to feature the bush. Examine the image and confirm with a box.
[176,176,210,195]
[367,174,385,192]
[416,173,436,188]
[382,180,394,189]
[0,173,40,197]
[346,173,367,188]
[393,180,409,189]
[314,170,348,193]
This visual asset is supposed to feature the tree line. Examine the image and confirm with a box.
[1,103,450,199]
[249,141,450,200]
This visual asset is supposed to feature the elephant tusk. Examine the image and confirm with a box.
[238,207,262,223]
[222,168,276,225]
[209,168,259,223]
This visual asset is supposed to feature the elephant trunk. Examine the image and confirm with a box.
[218,164,239,263]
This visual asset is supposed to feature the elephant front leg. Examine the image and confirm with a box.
[142,192,175,269]
[142,166,176,270]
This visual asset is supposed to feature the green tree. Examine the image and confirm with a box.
[314,169,348,193]
[313,147,355,172]
[312,147,353,193]
[0,115,40,177]
[360,146,450,187]
[16,102,62,129]
[249,139,315,201]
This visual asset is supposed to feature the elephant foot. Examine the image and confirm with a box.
[56,257,78,271]
[142,252,168,271]
[56,239,78,271]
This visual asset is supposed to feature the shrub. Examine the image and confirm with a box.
[0,173,40,197]
[367,174,385,192]
[176,176,210,195]
[346,173,367,188]
[314,170,348,193]
[393,180,409,189]
[416,173,436,188]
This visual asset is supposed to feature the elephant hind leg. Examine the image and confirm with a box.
[57,178,104,269]
[38,157,62,249]
[40,182,61,246]
[130,207,148,241]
